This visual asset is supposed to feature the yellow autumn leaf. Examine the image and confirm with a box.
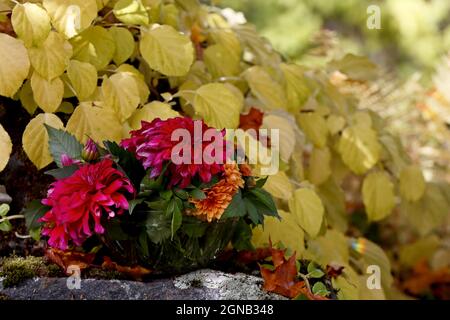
[19,80,38,115]
[288,188,325,238]
[43,0,98,38]
[140,24,194,77]
[244,66,287,110]
[204,44,241,79]
[280,63,310,112]
[115,64,149,104]
[308,147,332,186]
[102,72,141,122]
[0,33,30,98]
[109,27,136,65]
[22,113,64,169]
[305,229,350,267]
[252,210,305,255]
[66,102,123,144]
[71,26,115,70]
[263,171,293,201]
[30,72,64,113]
[129,101,179,130]
[399,165,426,202]
[113,0,149,25]
[338,124,381,175]
[66,60,97,101]
[261,114,296,163]
[193,83,244,129]
[11,2,51,47]
[297,112,328,148]
[362,171,396,222]
[0,124,12,172]
[28,31,73,80]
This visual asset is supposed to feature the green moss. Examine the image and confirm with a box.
[0,256,61,288]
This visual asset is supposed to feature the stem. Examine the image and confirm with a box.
[298,272,312,293]
[0,214,25,223]
[0,10,12,14]
[101,23,141,31]
[15,232,31,239]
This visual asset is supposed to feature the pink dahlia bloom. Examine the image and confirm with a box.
[121,117,229,188]
[40,159,134,250]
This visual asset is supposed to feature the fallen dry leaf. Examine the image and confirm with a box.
[45,248,95,274]
[102,256,152,281]
[402,260,450,299]
[260,247,328,300]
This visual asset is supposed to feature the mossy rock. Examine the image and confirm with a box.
[0,256,62,288]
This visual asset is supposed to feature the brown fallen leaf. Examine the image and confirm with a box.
[236,247,272,265]
[239,107,264,132]
[326,264,345,279]
[402,260,450,299]
[260,247,328,300]
[45,248,95,274]
[102,256,152,281]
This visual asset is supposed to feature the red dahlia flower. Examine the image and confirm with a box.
[40,159,134,250]
[121,117,229,188]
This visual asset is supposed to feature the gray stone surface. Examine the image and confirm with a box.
[0,185,12,204]
[0,269,285,300]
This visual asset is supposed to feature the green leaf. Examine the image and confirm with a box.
[307,262,325,278]
[128,198,144,215]
[11,2,51,47]
[232,218,254,251]
[104,141,146,188]
[45,125,83,167]
[0,204,9,217]
[193,83,244,129]
[338,124,381,175]
[171,204,182,238]
[222,190,246,219]
[23,199,49,231]
[190,188,206,200]
[248,188,278,217]
[244,198,260,225]
[0,33,30,98]
[145,212,172,243]
[45,165,79,179]
[312,282,329,297]
[181,216,208,238]
[113,0,149,25]
[288,188,324,238]
[140,24,194,77]
[362,171,396,222]
[0,220,12,232]
[71,26,115,70]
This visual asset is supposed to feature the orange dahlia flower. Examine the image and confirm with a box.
[189,162,244,222]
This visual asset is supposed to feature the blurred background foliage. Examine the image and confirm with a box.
[217,0,450,80]
[216,0,450,182]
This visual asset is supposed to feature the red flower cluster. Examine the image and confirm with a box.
[121,117,229,188]
[40,159,134,250]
